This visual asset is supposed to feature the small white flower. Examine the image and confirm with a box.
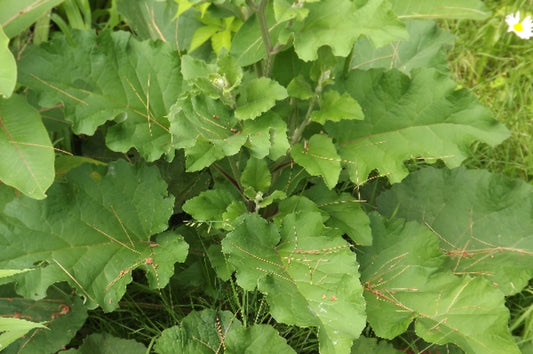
[506,11,533,39]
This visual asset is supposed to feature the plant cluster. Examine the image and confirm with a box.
[0,0,532,353]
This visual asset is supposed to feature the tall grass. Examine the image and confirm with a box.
[444,0,533,181]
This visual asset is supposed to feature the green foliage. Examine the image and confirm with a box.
[377,167,533,296]
[0,0,530,353]
[0,160,187,311]
[0,94,55,199]
[18,30,182,161]
[0,0,65,38]
[0,285,87,353]
[64,333,147,353]
[0,27,16,98]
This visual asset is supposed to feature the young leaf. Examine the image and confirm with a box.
[388,0,490,20]
[273,0,309,23]
[242,111,290,160]
[359,215,519,353]
[350,20,455,75]
[286,0,407,62]
[235,77,288,120]
[222,213,366,354]
[17,30,182,162]
[0,160,187,311]
[0,286,88,353]
[182,189,239,230]
[377,167,533,296]
[0,95,55,200]
[310,90,364,124]
[241,157,271,193]
[327,68,509,184]
[154,310,242,354]
[291,134,341,189]
[169,95,247,170]
[287,75,314,99]
[303,184,371,245]
[0,27,15,98]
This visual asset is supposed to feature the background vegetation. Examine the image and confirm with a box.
[1,0,532,353]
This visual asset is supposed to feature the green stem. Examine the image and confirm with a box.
[290,96,317,145]
[255,0,274,77]
[290,69,331,144]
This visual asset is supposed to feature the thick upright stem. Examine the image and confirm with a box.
[255,0,274,76]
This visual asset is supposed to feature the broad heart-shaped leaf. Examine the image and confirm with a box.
[377,167,533,296]
[0,27,16,98]
[291,134,341,189]
[286,0,407,62]
[0,95,55,200]
[0,0,65,38]
[17,30,182,162]
[350,20,455,75]
[117,0,201,51]
[235,77,288,120]
[326,68,509,184]
[154,309,242,354]
[303,184,371,245]
[0,285,88,354]
[222,213,366,354]
[0,160,188,311]
[311,90,364,124]
[388,0,490,20]
[358,214,519,353]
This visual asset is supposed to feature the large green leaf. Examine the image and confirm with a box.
[0,0,65,38]
[0,27,16,98]
[389,0,490,20]
[0,160,188,311]
[116,0,201,51]
[359,215,519,353]
[17,30,182,162]
[327,68,509,184]
[222,213,366,354]
[377,167,533,296]
[0,94,55,200]
[350,20,455,75]
[0,286,88,354]
[285,0,407,62]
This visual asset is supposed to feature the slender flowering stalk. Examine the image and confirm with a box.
[506,11,533,39]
